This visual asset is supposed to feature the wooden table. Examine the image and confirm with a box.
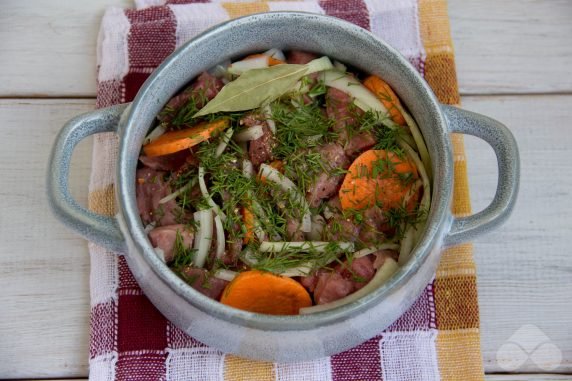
[1,0,571,379]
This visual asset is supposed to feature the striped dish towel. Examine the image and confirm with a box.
[89,1,483,380]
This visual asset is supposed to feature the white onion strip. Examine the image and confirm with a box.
[262,104,276,134]
[259,164,312,232]
[279,263,314,277]
[215,127,234,157]
[193,209,213,268]
[397,141,432,264]
[159,178,197,204]
[321,70,389,119]
[227,56,269,75]
[396,104,432,181]
[300,258,399,314]
[144,123,167,144]
[398,225,417,266]
[242,159,254,178]
[306,56,334,75]
[259,241,354,253]
[214,269,238,282]
[198,166,226,221]
[263,48,286,62]
[353,244,400,259]
[214,214,225,259]
[234,125,264,142]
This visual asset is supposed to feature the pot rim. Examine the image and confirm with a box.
[116,12,453,330]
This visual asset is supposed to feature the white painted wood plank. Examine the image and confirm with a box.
[462,95,572,373]
[449,0,572,95]
[0,99,95,378]
[1,0,571,97]
[0,0,130,97]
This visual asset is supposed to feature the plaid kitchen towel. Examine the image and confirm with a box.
[89,1,483,380]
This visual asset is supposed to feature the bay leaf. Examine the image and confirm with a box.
[194,64,308,117]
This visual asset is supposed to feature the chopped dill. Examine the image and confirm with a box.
[171,230,197,268]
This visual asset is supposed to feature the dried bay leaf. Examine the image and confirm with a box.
[194,64,308,117]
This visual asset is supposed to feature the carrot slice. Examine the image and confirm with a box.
[220,270,312,315]
[242,206,256,244]
[143,119,229,157]
[339,149,418,211]
[363,75,406,126]
[245,53,285,66]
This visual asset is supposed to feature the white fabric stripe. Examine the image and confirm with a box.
[134,0,164,9]
[169,4,230,49]
[97,7,130,82]
[380,329,441,381]
[89,132,119,192]
[166,348,225,381]
[89,352,118,381]
[363,0,426,61]
[89,243,119,306]
[267,1,325,13]
[275,357,332,381]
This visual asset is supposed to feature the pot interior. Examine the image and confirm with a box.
[117,12,453,330]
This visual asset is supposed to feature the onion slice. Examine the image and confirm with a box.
[159,178,196,204]
[198,166,226,221]
[234,125,264,142]
[300,258,399,314]
[279,263,314,277]
[242,159,254,178]
[321,70,389,117]
[215,127,234,157]
[259,164,312,232]
[144,123,167,144]
[263,48,286,62]
[193,209,214,268]
[353,244,400,258]
[306,56,334,75]
[262,104,276,134]
[228,56,269,75]
[214,214,225,259]
[214,269,238,282]
[397,141,432,264]
[396,104,432,181]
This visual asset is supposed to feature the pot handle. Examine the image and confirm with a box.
[441,105,520,246]
[47,103,130,253]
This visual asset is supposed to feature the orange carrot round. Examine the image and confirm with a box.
[220,270,312,315]
[245,53,285,66]
[363,75,406,126]
[143,119,229,157]
[339,149,418,211]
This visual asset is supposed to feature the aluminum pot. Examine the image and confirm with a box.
[47,12,519,362]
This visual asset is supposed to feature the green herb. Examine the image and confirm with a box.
[245,241,353,275]
[171,230,197,268]
[194,64,309,117]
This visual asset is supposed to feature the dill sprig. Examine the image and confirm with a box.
[171,230,197,268]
